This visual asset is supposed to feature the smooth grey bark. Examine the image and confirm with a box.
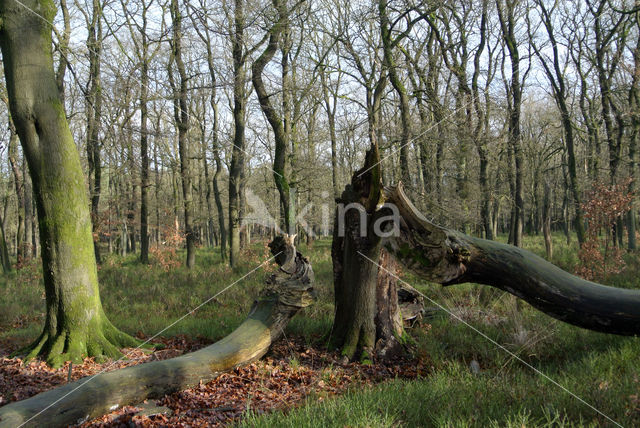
[0,236,315,428]
[0,0,139,367]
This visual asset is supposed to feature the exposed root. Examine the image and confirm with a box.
[14,318,145,368]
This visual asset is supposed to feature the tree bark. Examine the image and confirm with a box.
[193,16,227,259]
[331,146,404,361]
[251,0,296,235]
[0,236,315,428]
[383,184,640,335]
[531,0,585,245]
[0,0,140,367]
[379,0,410,185]
[320,67,340,198]
[139,27,151,264]
[169,0,195,268]
[0,192,12,273]
[23,167,32,260]
[627,31,640,251]
[543,180,553,259]
[7,120,24,263]
[497,0,524,247]
[85,0,103,264]
[472,0,493,240]
[229,0,246,268]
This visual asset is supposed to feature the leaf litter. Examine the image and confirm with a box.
[0,335,430,427]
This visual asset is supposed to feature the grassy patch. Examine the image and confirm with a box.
[1,233,640,426]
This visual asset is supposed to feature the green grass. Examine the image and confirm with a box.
[242,233,640,427]
[0,241,335,349]
[1,233,640,426]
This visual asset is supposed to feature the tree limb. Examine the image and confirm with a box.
[0,236,315,427]
[383,184,640,336]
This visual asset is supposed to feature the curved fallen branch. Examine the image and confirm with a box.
[383,184,640,336]
[0,236,315,427]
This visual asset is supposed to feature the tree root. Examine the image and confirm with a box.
[15,317,144,368]
[0,236,314,427]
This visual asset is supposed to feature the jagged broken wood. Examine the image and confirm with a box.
[0,236,315,428]
[382,183,640,336]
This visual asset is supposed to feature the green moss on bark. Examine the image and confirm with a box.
[1,0,143,368]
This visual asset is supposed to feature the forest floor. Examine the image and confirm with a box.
[1,234,640,427]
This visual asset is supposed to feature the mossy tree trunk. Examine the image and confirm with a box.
[251,0,297,235]
[0,235,315,427]
[0,0,140,367]
[331,146,404,361]
[383,184,640,335]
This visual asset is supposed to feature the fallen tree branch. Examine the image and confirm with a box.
[383,183,640,336]
[0,235,315,427]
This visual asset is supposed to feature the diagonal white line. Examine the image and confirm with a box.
[17,252,281,428]
[10,0,285,181]
[357,250,624,428]
[357,99,475,178]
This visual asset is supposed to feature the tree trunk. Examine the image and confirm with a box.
[379,0,410,185]
[331,146,404,361]
[169,0,195,268]
[627,33,640,251]
[383,184,640,335]
[497,0,524,247]
[0,236,315,427]
[229,0,246,268]
[22,164,32,260]
[85,0,103,264]
[251,0,296,235]
[140,58,150,264]
[0,0,140,367]
[532,0,586,245]
[139,111,150,262]
[0,194,12,273]
[204,29,227,259]
[543,180,553,259]
[320,69,340,198]
[126,147,137,254]
[7,121,24,263]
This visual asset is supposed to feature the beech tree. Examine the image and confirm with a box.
[169,0,196,268]
[0,0,140,366]
[228,0,249,267]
